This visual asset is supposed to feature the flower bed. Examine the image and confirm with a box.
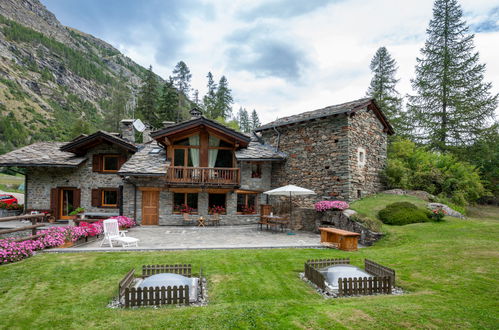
[0,216,136,265]
[314,201,349,212]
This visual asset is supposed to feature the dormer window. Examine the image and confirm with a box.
[103,155,119,172]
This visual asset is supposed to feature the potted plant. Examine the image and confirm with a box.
[69,207,85,220]
[242,206,255,214]
[209,205,226,215]
[58,228,75,248]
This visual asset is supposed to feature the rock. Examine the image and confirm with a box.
[383,189,406,195]
[342,209,357,217]
[427,203,465,219]
[406,190,436,202]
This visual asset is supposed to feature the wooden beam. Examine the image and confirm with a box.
[138,187,162,191]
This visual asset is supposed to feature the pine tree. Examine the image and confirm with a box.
[250,109,261,130]
[366,47,406,133]
[214,76,233,120]
[157,77,178,124]
[407,0,498,151]
[172,61,192,95]
[203,72,217,118]
[237,107,251,133]
[136,65,159,125]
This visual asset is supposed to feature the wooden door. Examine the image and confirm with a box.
[141,190,159,225]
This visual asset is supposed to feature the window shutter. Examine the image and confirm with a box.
[50,188,59,219]
[74,189,81,209]
[92,155,102,172]
[91,189,101,207]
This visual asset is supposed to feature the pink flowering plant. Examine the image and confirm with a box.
[314,200,350,212]
[0,216,136,265]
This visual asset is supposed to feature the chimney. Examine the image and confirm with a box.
[120,119,135,143]
[143,125,152,143]
[162,121,175,128]
[189,108,202,120]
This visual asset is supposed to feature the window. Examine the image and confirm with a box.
[173,193,198,213]
[102,189,118,207]
[251,162,262,178]
[357,147,366,168]
[208,193,226,214]
[103,155,119,172]
[237,193,258,214]
[93,154,124,172]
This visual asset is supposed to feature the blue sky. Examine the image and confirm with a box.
[41,0,499,124]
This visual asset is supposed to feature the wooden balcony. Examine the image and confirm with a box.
[166,166,240,186]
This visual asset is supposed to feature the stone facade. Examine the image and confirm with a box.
[260,106,388,202]
[26,144,129,215]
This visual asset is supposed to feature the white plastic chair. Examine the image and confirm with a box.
[100,219,139,248]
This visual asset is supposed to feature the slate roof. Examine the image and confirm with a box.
[60,130,137,154]
[235,141,286,161]
[118,142,168,176]
[255,97,392,133]
[0,142,86,167]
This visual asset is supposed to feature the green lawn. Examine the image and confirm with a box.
[0,205,498,329]
[0,173,24,193]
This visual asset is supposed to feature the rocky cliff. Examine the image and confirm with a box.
[0,0,161,153]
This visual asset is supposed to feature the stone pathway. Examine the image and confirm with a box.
[48,225,324,252]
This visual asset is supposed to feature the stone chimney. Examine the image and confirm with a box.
[189,108,202,120]
[143,125,152,143]
[120,119,135,143]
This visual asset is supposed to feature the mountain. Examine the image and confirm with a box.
[0,0,162,154]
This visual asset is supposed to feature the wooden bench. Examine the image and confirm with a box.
[319,227,361,251]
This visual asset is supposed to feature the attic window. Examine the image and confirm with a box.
[103,155,119,172]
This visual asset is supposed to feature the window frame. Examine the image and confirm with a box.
[250,162,262,178]
[101,188,119,208]
[172,192,199,214]
[102,155,120,172]
[208,193,227,214]
[236,192,259,214]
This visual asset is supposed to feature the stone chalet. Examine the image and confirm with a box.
[0,97,393,225]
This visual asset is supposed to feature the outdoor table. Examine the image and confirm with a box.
[261,215,289,232]
[197,216,206,227]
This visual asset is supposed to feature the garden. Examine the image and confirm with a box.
[0,195,497,329]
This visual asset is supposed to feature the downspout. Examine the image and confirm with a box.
[272,126,281,151]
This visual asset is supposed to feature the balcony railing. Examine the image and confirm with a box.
[166,166,240,185]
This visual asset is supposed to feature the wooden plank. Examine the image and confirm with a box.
[12,233,45,242]
[0,224,44,235]
[0,213,48,222]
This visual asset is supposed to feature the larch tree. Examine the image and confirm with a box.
[407,0,498,151]
[136,65,159,126]
[172,61,192,95]
[214,76,233,120]
[366,46,406,134]
[250,109,261,130]
[203,72,217,118]
[157,77,179,124]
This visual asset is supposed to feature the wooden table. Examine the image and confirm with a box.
[259,215,289,232]
[319,227,360,251]
[197,216,206,227]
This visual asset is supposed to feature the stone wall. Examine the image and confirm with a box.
[26,144,130,216]
[347,109,388,200]
[261,115,351,201]
[239,161,272,192]
[261,107,388,202]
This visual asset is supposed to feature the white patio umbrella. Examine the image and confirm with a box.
[263,185,316,223]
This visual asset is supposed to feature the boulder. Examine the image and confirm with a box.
[382,189,406,195]
[427,203,465,219]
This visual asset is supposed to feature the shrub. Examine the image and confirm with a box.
[378,202,431,226]
[383,138,487,206]
[350,214,382,232]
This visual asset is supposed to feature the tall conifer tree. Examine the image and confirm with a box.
[136,65,159,125]
[203,72,217,118]
[250,109,261,130]
[237,107,251,133]
[214,76,233,119]
[407,0,497,151]
[367,47,406,134]
[157,77,178,124]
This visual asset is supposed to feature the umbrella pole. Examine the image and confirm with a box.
[289,192,292,226]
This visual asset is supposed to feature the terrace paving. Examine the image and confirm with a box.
[47,225,324,252]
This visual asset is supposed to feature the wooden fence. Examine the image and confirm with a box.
[142,264,192,278]
[0,213,49,241]
[304,258,395,297]
[365,259,396,286]
[119,264,195,308]
[338,276,392,296]
[304,258,350,290]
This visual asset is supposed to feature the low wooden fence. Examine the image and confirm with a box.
[304,258,395,297]
[119,264,195,308]
[0,213,49,241]
[365,259,396,286]
[338,276,392,296]
[305,258,350,290]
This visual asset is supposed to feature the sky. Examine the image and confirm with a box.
[41,0,499,125]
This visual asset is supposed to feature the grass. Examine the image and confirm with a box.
[0,205,498,328]
[0,174,24,193]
